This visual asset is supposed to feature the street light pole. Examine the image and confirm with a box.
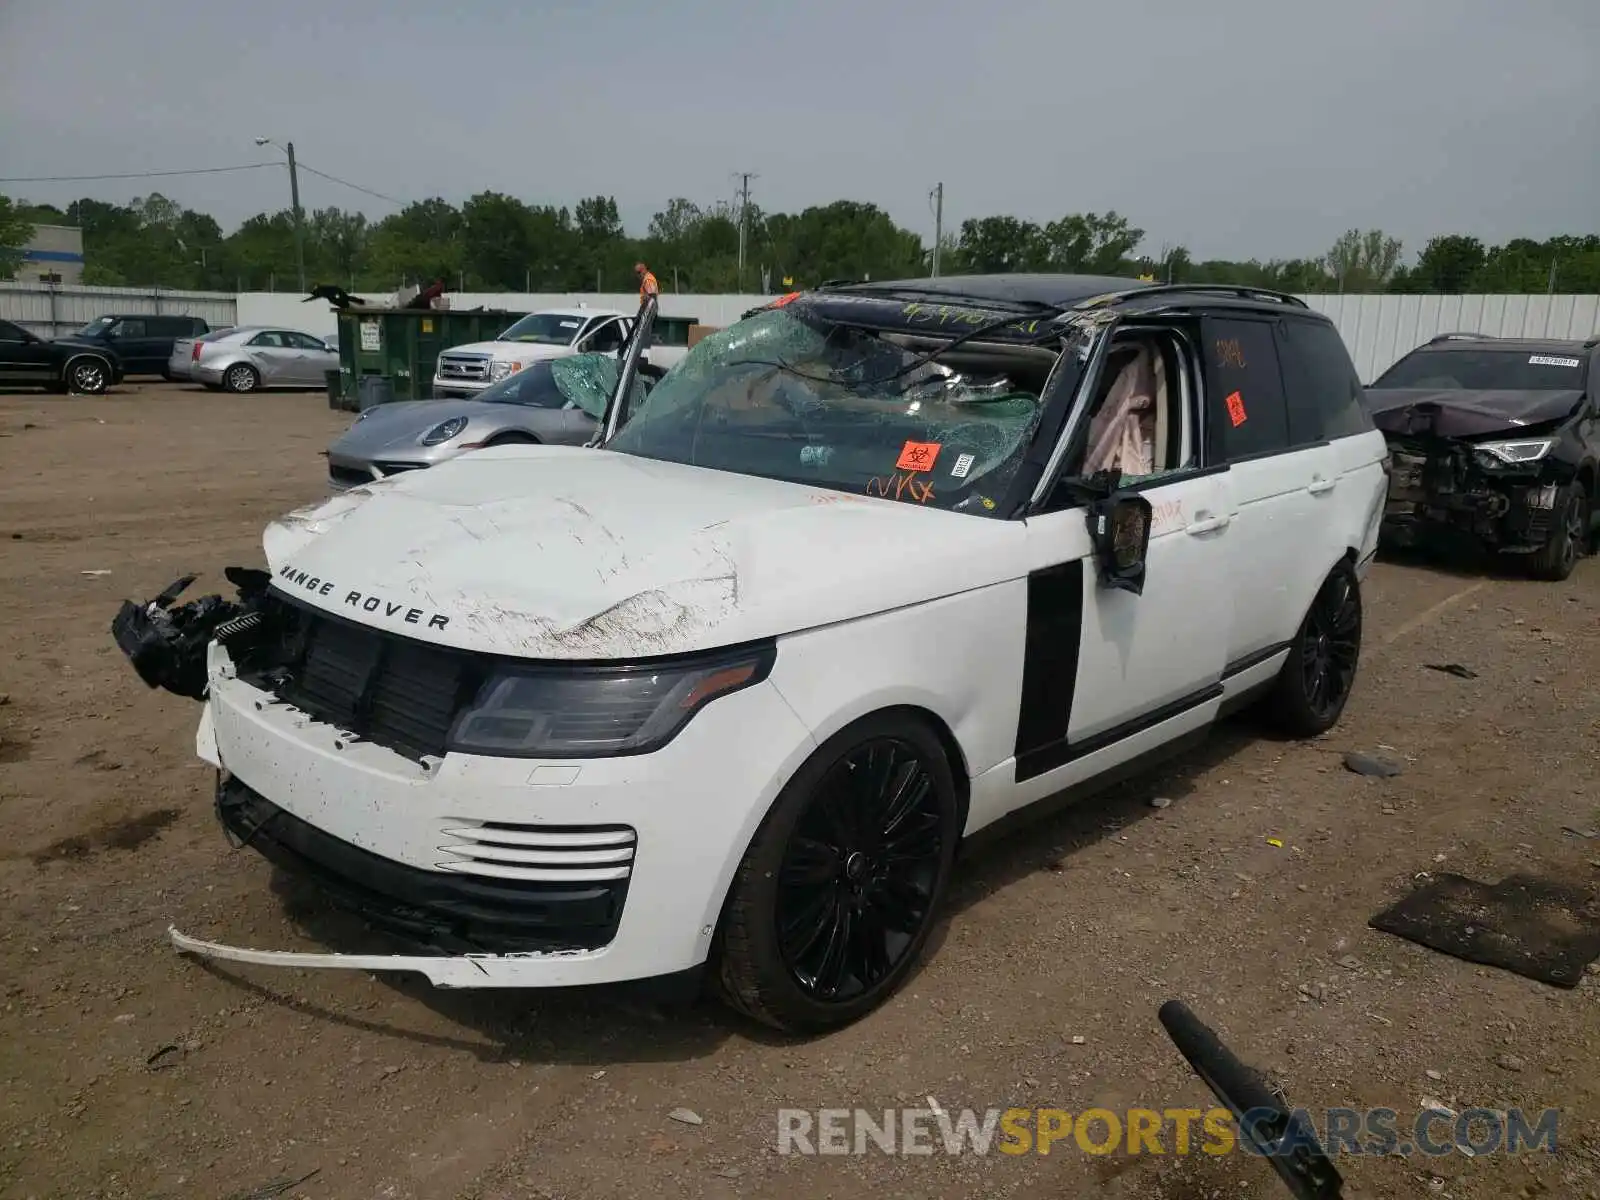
[256,137,307,292]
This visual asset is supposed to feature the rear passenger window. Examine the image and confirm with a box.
[1277,318,1373,441]
[1200,317,1290,462]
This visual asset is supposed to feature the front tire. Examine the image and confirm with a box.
[1266,560,1363,738]
[715,713,961,1034]
[64,357,110,395]
[224,363,260,394]
[1526,482,1586,582]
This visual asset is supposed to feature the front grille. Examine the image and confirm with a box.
[329,463,372,488]
[257,598,482,761]
[437,355,490,381]
[373,460,428,477]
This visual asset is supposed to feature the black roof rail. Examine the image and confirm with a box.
[1583,334,1599,349]
[1428,331,1492,344]
[1076,282,1309,310]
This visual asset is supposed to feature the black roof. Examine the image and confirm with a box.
[837,273,1153,308]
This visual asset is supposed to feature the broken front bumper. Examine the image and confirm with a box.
[175,646,818,989]
[1381,445,1562,553]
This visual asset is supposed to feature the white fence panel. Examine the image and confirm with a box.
[0,282,237,338]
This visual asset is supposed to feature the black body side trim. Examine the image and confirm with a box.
[1015,681,1224,783]
[1014,559,1084,769]
[1223,640,1293,680]
[971,728,1211,851]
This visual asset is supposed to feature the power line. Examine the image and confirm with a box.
[294,162,404,206]
[0,162,278,183]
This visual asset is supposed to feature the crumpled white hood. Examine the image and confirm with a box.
[263,445,1023,659]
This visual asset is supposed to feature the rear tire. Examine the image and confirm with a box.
[1527,482,1585,581]
[224,364,260,394]
[1265,560,1363,738]
[714,712,960,1034]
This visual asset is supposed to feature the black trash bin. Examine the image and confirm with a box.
[357,375,394,412]
[325,369,344,410]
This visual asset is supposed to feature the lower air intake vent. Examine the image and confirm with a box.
[436,822,637,883]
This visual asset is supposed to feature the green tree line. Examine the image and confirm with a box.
[3,190,1597,295]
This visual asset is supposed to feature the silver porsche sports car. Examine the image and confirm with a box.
[324,353,649,491]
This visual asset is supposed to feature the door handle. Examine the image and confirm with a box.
[1185,512,1231,535]
[1308,476,1337,495]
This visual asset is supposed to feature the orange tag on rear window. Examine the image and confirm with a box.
[1225,390,1247,426]
[896,441,941,472]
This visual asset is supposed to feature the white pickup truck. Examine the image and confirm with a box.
[431,306,694,399]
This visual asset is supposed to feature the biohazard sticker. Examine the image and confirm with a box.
[1225,390,1247,427]
[950,452,975,479]
[896,441,941,472]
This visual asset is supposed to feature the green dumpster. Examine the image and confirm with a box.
[334,306,524,408]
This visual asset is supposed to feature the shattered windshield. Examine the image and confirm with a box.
[478,354,645,418]
[498,313,586,346]
[1374,349,1589,391]
[604,307,1048,515]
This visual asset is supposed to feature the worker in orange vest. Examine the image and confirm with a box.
[635,262,660,303]
[633,262,660,355]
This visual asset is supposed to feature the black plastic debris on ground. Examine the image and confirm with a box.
[1344,751,1402,778]
[1424,662,1479,679]
[1369,873,1600,988]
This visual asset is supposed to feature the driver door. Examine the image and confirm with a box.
[0,321,53,384]
[1009,323,1233,806]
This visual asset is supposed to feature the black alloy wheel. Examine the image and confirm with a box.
[716,714,960,1033]
[775,738,945,1002]
[1268,561,1363,737]
[1527,482,1586,581]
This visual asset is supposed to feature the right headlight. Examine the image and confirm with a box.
[448,644,775,758]
[489,360,523,382]
[1472,438,1555,468]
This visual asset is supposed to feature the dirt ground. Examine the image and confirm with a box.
[1,382,1597,1200]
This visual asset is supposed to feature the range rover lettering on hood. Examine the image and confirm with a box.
[275,564,450,630]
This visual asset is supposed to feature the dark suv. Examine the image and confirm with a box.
[1365,333,1600,580]
[56,314,212,377]
[0,319,124,394]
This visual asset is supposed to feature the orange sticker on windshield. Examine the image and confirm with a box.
[896,441,941,472]
[1225,390,1247,427]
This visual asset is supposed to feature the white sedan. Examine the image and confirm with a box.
[117,273,1387,1034]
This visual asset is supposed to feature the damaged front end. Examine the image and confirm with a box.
[111,567,275,700]
[1381,435,1565,553]
[1373,398,1574,555]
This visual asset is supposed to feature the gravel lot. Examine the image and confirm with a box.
[1,382,1597,1200]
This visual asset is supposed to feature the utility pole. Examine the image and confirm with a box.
[1547,258,1559,294]
[929,182,944,277]
[286,142,305,293]
[256,137,307,292]
[734,172,757,292]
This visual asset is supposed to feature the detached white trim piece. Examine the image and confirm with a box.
[168,926,602,989]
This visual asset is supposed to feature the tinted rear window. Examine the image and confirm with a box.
[1373,348,1588,391]
[1277,318,1373,441]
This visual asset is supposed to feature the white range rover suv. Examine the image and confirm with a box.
[432,307,634,398]
[113,274,1388,1035]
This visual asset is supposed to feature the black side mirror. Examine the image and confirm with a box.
[1086,490,1153,594]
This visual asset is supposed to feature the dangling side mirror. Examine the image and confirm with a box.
[1086,491,1153,594]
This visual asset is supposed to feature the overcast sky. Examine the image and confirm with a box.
[2,0,1595,263]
